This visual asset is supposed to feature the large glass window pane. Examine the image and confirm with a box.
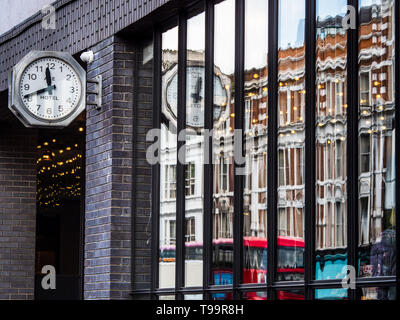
[276,289,304,300]
[360,287,396,300]
[159,26,178,289]
[358,0,396,279]
[277,0,306,282]
[159,295,176,300]
[242,0,268,285]
[315,0,348,281]
[211,292,233,300]
[315,288,348,300]
[184,294,203,300]
[185,11,205,288]
[212,0,235,287]
[242,291,268,300]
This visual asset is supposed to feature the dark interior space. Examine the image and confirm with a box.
[34,113,85,300]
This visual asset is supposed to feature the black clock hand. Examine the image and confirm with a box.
[45,67,53,95]
[23,85,56,99]
[46,67,52,86]
[191,77,202,103]
[197,77,202,100]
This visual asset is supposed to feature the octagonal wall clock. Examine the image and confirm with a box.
[8,51,86,128]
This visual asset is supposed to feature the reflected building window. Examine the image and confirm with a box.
[185,163,196,196]
[185,217,196,242]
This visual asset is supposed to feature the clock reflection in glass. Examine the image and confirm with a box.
[19,57,81,121]
[165,66,228,127]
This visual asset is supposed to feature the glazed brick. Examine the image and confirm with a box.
[0,124,37,300]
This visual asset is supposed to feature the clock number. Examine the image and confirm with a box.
[28,74,37,80]
[70,87,75,93]
[37,105,41,111]
[27,96,32,102]
[58,105,64,112]
[35,66,43,72]
[66,74,72,81]
[47,108,52,115]
[46,63,55,70]
[24,84,30,91]
[59,66,63,72]
[67,98,72,103]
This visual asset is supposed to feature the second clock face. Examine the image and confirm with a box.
[19,57,82,121]
[165,66,228,127]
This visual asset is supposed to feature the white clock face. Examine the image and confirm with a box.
[19,57,81,121]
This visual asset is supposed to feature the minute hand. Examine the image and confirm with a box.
[24,85,56,99]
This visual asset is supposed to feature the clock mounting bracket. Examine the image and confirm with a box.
[86,75,102,111]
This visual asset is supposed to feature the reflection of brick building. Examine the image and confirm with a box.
[358,1,395,252]
[315,15,348,250]
[243,67,268,238]
[159,1,395,259]
[242,1,395,255]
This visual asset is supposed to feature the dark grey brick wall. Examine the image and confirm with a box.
[0,124,37,300]
[131,43,152,295]
[84,35,134,300]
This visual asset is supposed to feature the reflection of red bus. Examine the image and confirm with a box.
[160,236,305,300]
[213,236,305,300]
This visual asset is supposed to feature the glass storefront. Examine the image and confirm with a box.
[152,0,398,300]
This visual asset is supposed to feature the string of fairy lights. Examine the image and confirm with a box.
[36,127,84,209]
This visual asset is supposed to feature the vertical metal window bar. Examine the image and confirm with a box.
[176,10,188,300]
[151,27,162,300]
[395,0,400,299]
[267,0,279,300]
[304,0,316,301]
[347,0,359,301]
[233,0,245,299]
[204,0,214,299]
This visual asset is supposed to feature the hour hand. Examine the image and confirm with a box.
[45,67,53,94]
[46,67,52,86]
[191,77,202,103]
[24,85,56,99]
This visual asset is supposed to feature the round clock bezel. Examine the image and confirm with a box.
[9,51,86,128]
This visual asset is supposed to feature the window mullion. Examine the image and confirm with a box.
[267,0,279,300]
[395,0,400,298]
[203,0,214,299]
[347,0,359,300]
[176,10,187,299]
[233,0,245,299]
[304,0,316,299]
[151,27,162,300]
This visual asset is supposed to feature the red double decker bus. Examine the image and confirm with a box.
[160,236,305,300]
[212,236,305,300]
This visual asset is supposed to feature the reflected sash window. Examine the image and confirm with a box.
[360,134,371,174]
